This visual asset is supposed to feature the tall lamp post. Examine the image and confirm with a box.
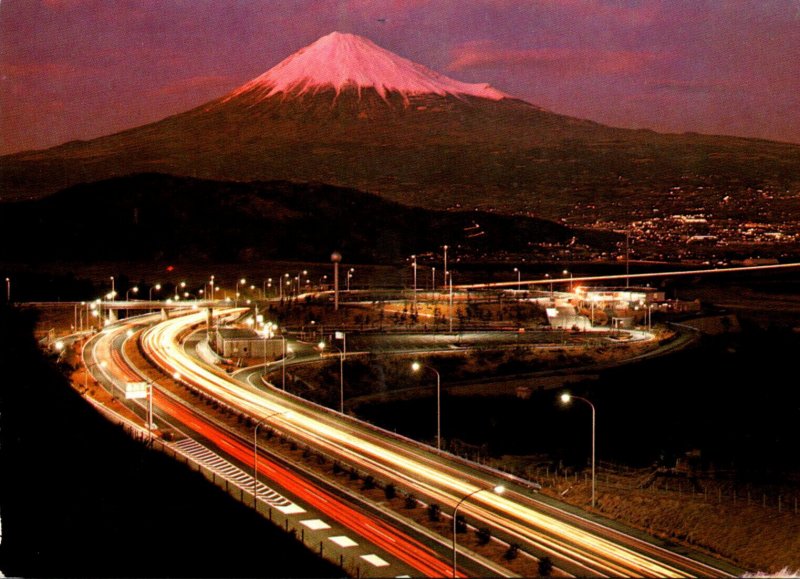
[560,392,596,508]
[563,269,573,292]
[146,371,181,444]
[448,272,454,333]
[83,359,108,391]
[452,485,505,577]
[253,409,291,508]
[331,252,341,311]
[235,278,246,306]
[443,244,449,285]
[149,283,161,301]
[125,286,138,319]
[253,419,265,507]
[513,267,521,291]
[411,255,418,312]
[411,361,441,450]
[282,341,292,391]
[5,277,10,302]
[296,270,308,297]
[110,276,115,300]
[320,335,347,413]
[336,332,346,413]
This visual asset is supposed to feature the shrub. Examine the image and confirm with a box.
[427,503,441,522]
[476,527,491,545]
[455,514,467,534]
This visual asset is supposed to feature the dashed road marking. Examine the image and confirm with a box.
[301,519,331,531]
[361,554,390,567]
[329,536,358,548]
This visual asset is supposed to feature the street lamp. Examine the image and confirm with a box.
[83,359,108,391]
[448,271,454,333]
[319,334,347,413]
[346,268,354,292]
[452,485,505,577]
[144,377,172,445]
[254,409,291,507]
[411,255,417,311]
[560,392,596,508]
[126,286,139,301]
[411,361,441,450]
[149,283,161,301]
[5,277,10,302]
[443,244,449,285]
[264,324,290,392]
[282,341,292,391]
[297,270,308,295]
[514,267,521,291]
[335,332,346,413]
[331,252,342,311]
[235,278,246,306]
[110,276,115,300]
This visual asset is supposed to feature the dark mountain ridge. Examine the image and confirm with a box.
[0,173,612,264]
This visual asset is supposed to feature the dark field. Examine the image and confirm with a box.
[0,305,341,578]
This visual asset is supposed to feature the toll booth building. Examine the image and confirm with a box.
[215,328,282,359]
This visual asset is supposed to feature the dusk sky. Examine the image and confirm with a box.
[1,0,799,155]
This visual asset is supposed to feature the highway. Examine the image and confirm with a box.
[137,308,740,578]
[83,316,489,577]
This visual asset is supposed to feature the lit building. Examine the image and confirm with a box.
[214,327,283,359]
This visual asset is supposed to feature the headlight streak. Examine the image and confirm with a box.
[97,315,459,578]
[141,309,729,578]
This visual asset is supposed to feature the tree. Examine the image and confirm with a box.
[427,503,441,522]
[538,556,553,576]
[504,543,519,560]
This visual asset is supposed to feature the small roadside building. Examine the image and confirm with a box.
[214,327,283,359]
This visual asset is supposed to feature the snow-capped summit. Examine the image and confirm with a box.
[228,31,508,102]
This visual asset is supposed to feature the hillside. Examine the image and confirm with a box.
[0,173,612,264]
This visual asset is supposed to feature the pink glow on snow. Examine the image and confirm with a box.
[228,31,508,102]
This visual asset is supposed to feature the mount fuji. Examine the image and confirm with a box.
[2,32,799,217]
[226,31,508,103]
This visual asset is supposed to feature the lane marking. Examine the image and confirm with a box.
[301,519,331,531]
[361,554,390,567]
[329,536,358,548]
